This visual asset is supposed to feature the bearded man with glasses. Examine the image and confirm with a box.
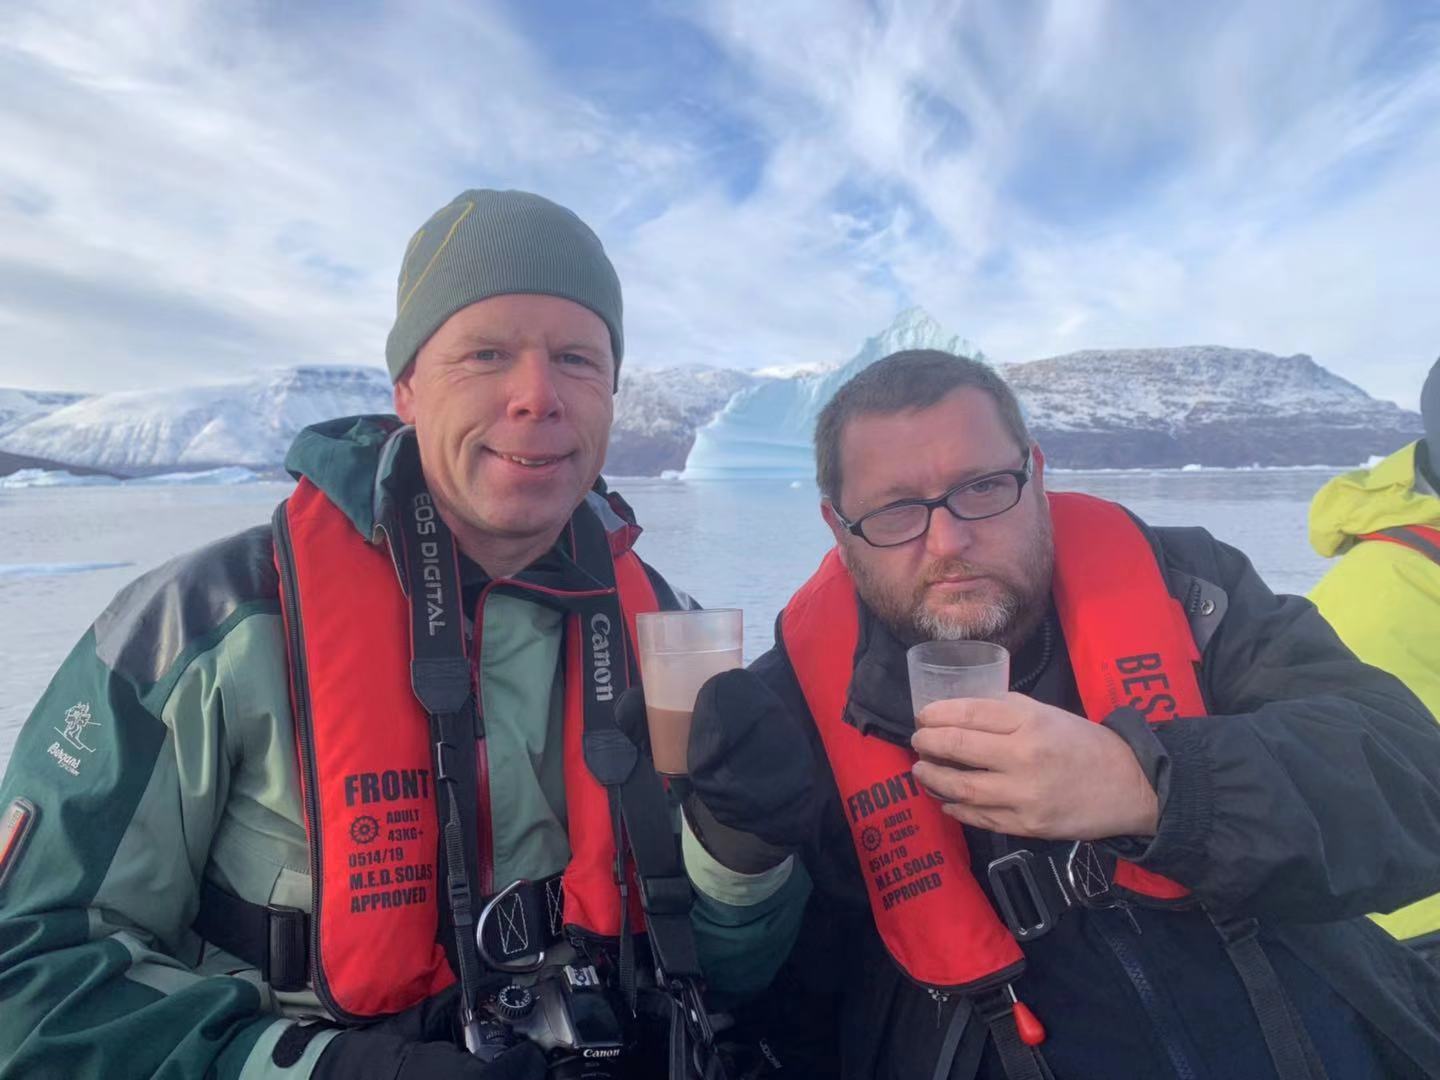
[828,445,1043,647]
[671,350,1440,1079]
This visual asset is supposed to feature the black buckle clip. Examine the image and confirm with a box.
[264,904,308,993]
[987,850,1071,941]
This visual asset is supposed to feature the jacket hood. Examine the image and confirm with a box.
[283,414,643,555]
[284,414,402,539]
[1309,441,1440,558]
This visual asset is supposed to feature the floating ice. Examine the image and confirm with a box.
[0,561,134,579]
[132,466,261,485]
[0,469,120,488]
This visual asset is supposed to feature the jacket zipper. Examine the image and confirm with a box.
[1092,909,1199,1080]
[273,507,350,1020]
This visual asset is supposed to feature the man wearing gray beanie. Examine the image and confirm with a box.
[1309,356,1440,951]
[0,190,769,1080]
[387,189,629,581]
[385,189,625,388]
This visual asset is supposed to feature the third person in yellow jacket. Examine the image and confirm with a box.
[1310,356,1440,949]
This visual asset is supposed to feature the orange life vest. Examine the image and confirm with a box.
[780,491,1207,992]
[276,478,658,1021]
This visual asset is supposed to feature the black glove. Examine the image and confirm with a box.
[687,668,819,852]
[305,985,547,1080]
[614,685,651,755]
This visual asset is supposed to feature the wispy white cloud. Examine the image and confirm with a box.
[0,0,1436,407]
[675,0,1440,404]
[0,0,703,387]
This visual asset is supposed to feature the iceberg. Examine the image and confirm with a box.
[0,468,121,488]
[0,465,266,488]
[683,308,979,480]
[132,466,264,485]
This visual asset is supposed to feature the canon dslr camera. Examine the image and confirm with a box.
[472,962,633,1078]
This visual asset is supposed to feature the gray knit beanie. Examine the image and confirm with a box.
[385,189,623,386]
[1423,357,1440,450]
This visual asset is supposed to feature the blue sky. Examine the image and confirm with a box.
[0,0,1437,407]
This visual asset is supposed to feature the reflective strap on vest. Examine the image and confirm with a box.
[1358,524,1440,566]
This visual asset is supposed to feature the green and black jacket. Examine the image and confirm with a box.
[0,416,806,1079]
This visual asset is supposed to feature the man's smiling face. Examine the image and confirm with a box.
[394,292,615,568]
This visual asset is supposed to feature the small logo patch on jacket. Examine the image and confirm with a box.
[47,701,100,776]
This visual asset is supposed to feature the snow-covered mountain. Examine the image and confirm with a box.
[683,308,977,478]
[0,363,756,478]
[1003,347,1420,468]
[0,314,1420,478]
[683,313,1420,476]
[0,388,89,437]
[0,366,394,471]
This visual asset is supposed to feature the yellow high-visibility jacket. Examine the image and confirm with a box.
[1310,440,1440,940]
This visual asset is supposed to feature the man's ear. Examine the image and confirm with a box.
[1031,441,1046,492]
[393,365,416,424]
[820,500,850,566]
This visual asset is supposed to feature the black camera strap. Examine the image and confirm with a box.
[392,470,720,1075]
[396,468,496,1050]
[567,508,721,1077]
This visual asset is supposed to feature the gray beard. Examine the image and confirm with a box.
[913,589,1020,645]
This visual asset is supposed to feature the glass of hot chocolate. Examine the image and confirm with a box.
[635,608,743,776]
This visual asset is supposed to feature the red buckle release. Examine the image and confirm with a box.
[1014,1000,1046,1047]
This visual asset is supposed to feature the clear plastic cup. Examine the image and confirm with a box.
[906,640,1010,716]
[635,609,743,776]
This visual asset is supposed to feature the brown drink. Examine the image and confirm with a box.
[635,609,743,777]
[644,705,695,776]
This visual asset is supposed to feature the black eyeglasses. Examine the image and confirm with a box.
[832,449,1032,548]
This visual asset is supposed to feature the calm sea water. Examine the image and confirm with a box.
[0,469,1341,772]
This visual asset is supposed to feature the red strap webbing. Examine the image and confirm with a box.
[1358,525,1440,566]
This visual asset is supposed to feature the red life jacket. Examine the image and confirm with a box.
[276,478,658,1021]
[780,491,1206,992]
